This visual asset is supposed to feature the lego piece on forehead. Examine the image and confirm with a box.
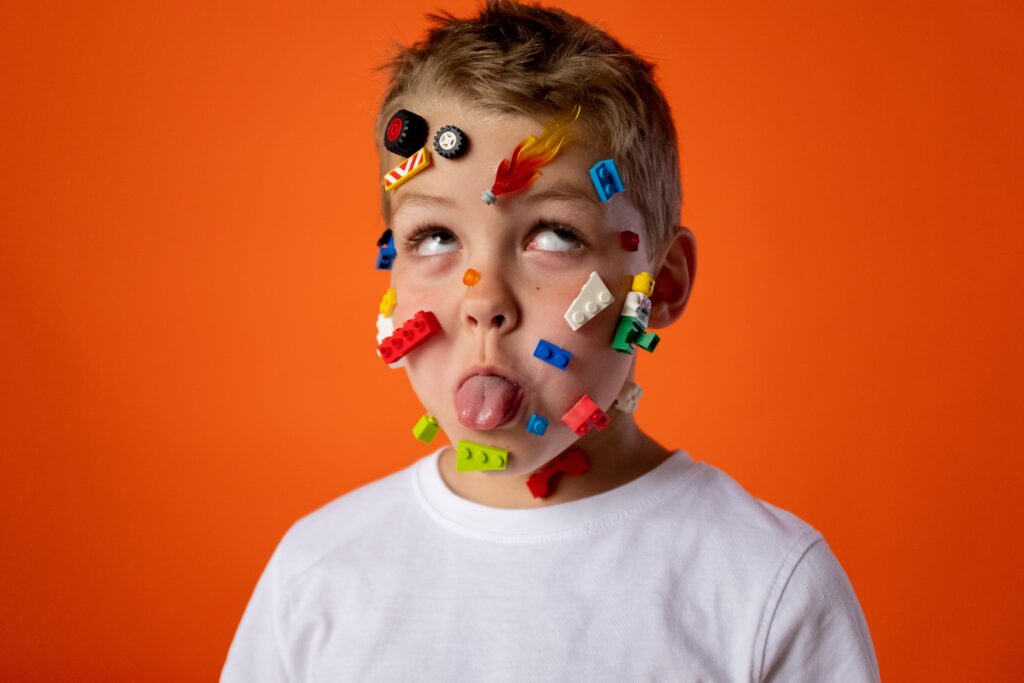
[563,271,614,331]
[383,147,431,192]
[463,268,481,286]
[589,159,625,202]
[384,109,429,157]
[620,230,640,252]
[526,447,590,499]
[412,415,440,444]
[377,310,441,365]
[533,339,572,370]
[433,124,469,159]
[481,104,582,205]
[457,440,509,471]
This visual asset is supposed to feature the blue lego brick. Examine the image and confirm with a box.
[376,235,397,270]
[526,413,549,436]
[533,339,572,370]
[589,159,624,202]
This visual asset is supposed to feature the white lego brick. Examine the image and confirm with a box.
[612,380,644,413]
[563,271,615,331]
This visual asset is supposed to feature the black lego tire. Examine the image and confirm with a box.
[384,110,429,157]
[432,125,468,159]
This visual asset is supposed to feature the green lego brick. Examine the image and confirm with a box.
[412,415,440,443]
[456,440,509,471]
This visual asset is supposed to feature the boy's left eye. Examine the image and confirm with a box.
[527,222,584,253]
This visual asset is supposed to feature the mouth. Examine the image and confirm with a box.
[454,366,526,430]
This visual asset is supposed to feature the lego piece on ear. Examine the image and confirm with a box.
[533,339,572,370]
[589,159,625,202]
[526,413,549,436]
[377,310,441,365]
[457,440,509,471]
[384,109,429,157]
[620,230,640,252]
[433,124,469,159]
[564,271,614,331]
[383,147,431,192]
[526,447,590,498]
[412,415,440,443]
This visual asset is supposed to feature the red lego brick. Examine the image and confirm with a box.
[526,448,591,498]
[619,230,640,252]
[560,394,610,436]
[377,310,441,365]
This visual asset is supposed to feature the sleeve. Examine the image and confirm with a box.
[758,537,881,682]
[220,539,292,683]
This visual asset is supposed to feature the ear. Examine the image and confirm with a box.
[648,225,696,329]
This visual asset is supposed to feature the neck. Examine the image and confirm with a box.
[437,412,672,509]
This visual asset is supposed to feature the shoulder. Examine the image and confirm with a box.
[269,455,426,581]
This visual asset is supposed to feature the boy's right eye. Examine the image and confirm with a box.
[405,225,460,256]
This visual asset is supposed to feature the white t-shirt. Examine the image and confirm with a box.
[221,448,880,682]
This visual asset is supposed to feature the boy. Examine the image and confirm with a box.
[222,1,880,680]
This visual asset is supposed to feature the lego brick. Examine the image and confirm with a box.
[526,413,549,436]
[375,313,406,368]
[563,271,614,331]
[383,147,431,192]
[560,394,609,436]
[379,288,397,317]
[376,234,396,270]
[620,230,640,252]
[433,124,468,159]
[589,159,625,202]
[612,381,644,413]
[533,339,572,370]
[384,109,429,157]
[526,447,591,499]
[463,268,481,286]
[631,272,655,297]
[377,310,441,365]
[412,415,440,443]
[456,440,509,472]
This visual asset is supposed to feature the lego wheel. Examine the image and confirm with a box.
[433,124,468,159]
[384,109,429,157]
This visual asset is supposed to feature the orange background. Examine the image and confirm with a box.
[2,1,1021,680]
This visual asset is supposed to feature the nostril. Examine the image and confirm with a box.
[492,314,505,327]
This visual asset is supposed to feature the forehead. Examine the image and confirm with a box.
[384,97,607,216]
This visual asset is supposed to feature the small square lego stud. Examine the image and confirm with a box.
[526,413,549,436]
[463,268,481,286]
[589,159,625,202]
[620,230,640,252]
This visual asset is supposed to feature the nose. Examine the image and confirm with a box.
[460,270,520,333]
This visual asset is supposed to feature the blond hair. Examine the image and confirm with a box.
[374,0,682,258]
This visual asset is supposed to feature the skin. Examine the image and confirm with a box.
[385,95,696,509]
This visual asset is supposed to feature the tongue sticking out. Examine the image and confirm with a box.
[456,375,521,430]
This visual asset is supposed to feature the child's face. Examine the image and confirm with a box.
[386,98,658,476]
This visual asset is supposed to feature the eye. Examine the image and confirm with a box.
[406,225,460,256]
[527,221,585,253]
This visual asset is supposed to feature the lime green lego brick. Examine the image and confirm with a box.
[412,415,440,443]
[456,440,509,471]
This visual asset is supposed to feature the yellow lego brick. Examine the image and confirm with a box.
[379,288,397,317]
[456,440,509,472]
[630,272,654,297]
